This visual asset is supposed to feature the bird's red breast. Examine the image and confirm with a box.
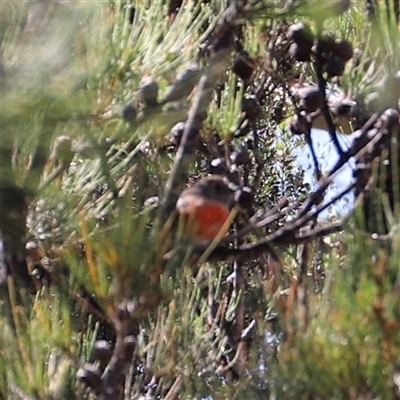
[177,197,230,241]
[176,176,234,242]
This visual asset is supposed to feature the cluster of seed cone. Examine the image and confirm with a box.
[288,22,353,78]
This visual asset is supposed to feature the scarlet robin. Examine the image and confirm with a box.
[176,176,235,242]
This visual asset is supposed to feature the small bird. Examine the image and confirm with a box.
[176,176,235,242]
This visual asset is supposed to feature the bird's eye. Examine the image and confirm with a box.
[214,182,223,192]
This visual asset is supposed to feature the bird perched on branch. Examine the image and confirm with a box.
[176,176,235,242]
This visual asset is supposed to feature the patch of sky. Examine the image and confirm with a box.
[293,128,356,220]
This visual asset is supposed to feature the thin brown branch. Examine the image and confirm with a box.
[304,128,322,180]
[186,110,394,265]
[314,35,344,155]
[158,6,241,226]
[297,112,384,219]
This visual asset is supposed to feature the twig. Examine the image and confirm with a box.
[216,341,245,373]
[314,34,344,155]
[183,110,391,266]
[297,112,384,219]
[304,128,321,180]
[102,326,136,400]
[206,110,395,263]
[159,6,240,226]
[164,376,182,400]
[208,221,345,263]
